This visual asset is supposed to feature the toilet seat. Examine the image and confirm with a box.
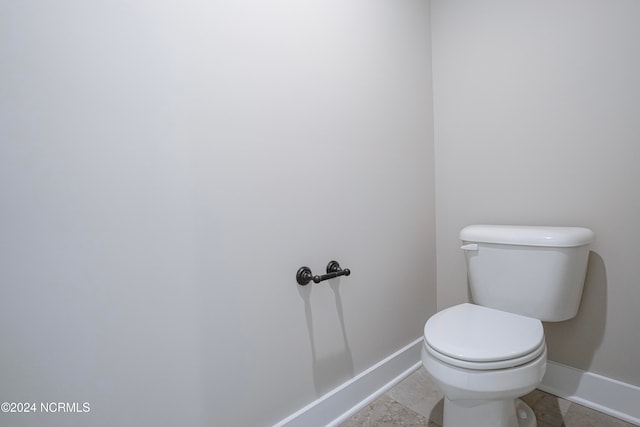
[424,340,546,370]
[424,303,545,370]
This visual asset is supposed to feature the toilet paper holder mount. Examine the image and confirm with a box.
[296,261,351,286]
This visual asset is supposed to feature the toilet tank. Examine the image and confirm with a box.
[460,225,594,322]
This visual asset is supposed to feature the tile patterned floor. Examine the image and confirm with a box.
[341,368,637,427]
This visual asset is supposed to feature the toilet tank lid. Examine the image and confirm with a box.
[460,225,594,247]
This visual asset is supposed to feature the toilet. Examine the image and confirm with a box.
[422,225,594,427]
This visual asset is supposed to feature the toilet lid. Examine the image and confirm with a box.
[424,303,544,364]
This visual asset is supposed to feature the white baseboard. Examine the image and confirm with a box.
[272,338,423,427]
[273,341,640,427]
[540,361,640,426]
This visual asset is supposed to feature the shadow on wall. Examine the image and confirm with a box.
[298,279,354,396]
[543,251,607,377]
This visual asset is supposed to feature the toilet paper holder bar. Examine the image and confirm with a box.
[296,261,351,286]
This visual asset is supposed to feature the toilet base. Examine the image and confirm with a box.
[443,398,536,427]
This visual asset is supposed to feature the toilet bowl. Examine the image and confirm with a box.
[422,303,547,427]
[421,225,593,427]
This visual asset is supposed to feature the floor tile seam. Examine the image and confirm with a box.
[383,394,441,427]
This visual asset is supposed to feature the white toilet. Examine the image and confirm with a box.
[422,225,594,427]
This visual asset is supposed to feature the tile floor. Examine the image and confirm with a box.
[340,368,637,427]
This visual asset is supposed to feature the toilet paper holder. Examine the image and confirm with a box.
[296,261,351,286]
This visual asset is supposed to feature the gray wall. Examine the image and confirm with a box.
[0,1,436,426]
[432,0,640,386]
